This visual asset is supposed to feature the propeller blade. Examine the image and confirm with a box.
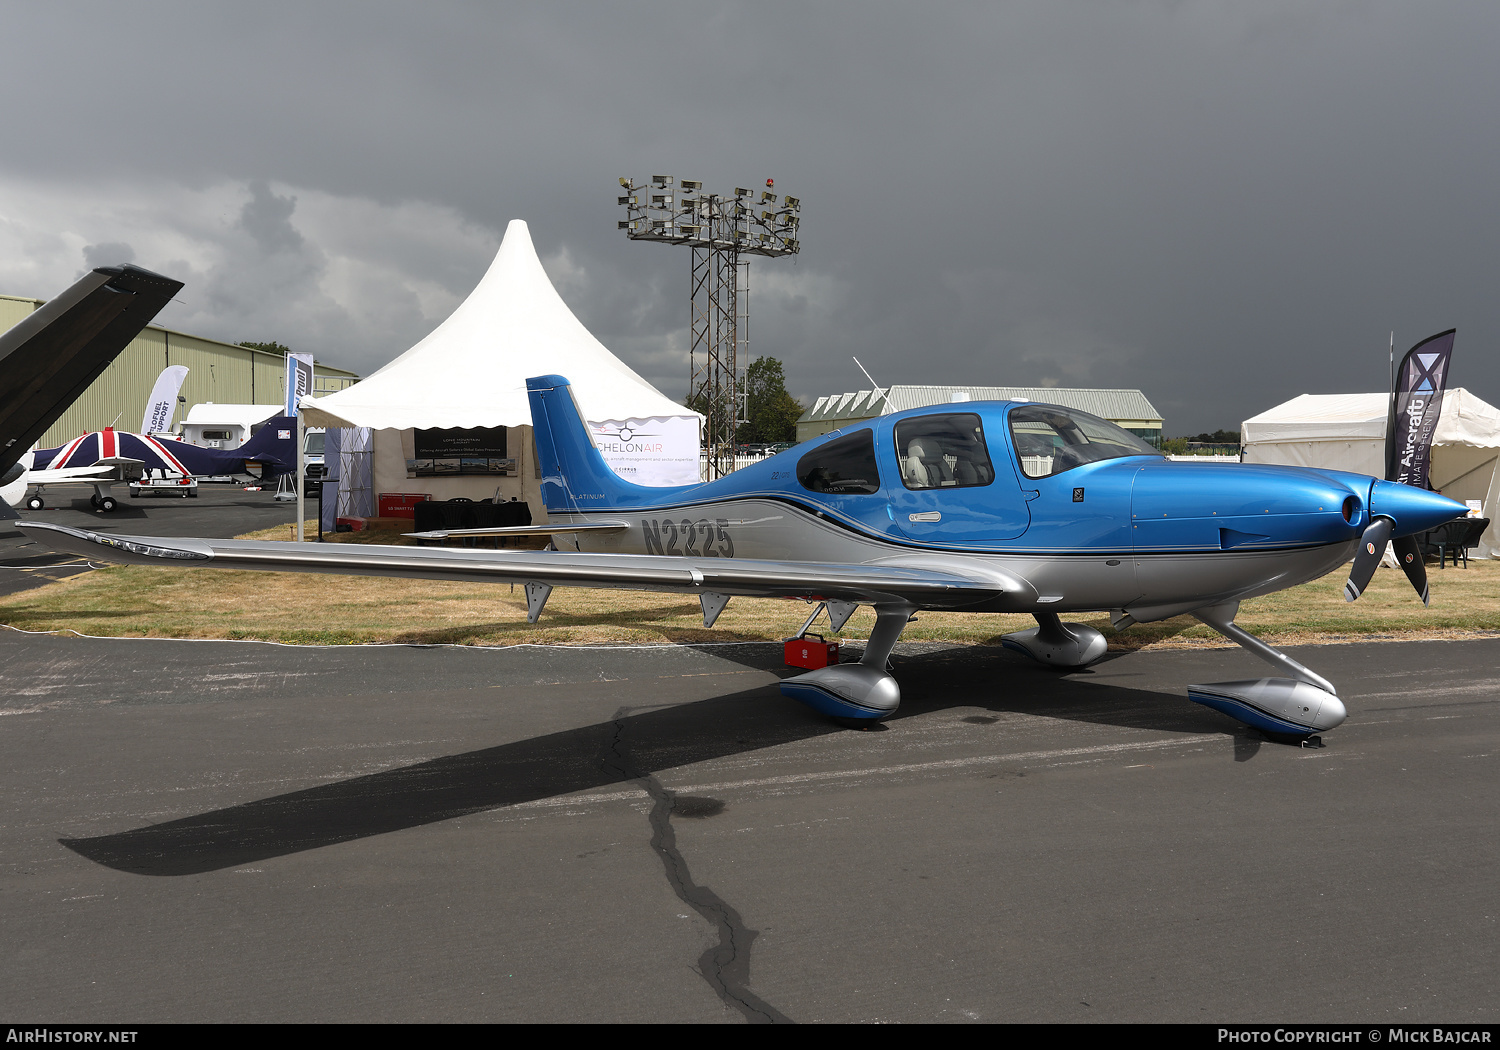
[1391,533,1430,606]
[1344,516,1394,602]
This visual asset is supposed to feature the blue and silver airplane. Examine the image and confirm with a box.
[18,374,1466,739]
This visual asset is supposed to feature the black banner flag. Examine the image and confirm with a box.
[1386,329,1455,488]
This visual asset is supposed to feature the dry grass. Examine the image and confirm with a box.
[4,527,1498,650]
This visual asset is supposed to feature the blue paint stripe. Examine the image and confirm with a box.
[1187,689,1317,735]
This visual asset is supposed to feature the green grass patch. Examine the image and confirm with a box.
[5,531,1498,649]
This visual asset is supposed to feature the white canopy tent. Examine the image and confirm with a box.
[299,220,700,513]
[1242,389,1500,557]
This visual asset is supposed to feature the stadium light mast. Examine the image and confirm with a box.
[617,176,802,477]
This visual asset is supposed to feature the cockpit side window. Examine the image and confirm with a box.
[894,413,994,491]
[797,429,881,494]
[1009,404,1163,479]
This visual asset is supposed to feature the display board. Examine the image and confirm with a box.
[406,426,515,477]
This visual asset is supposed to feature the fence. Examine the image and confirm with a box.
[699,452,775,481]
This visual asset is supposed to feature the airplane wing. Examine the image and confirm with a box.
[0,458,120,516]
[0,265,183,477]
[16,521,1029,609]
[20,465,120,483]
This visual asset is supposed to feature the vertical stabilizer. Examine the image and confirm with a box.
[234,416,298,475]
[526,375,696,511]
[0,264,183,476]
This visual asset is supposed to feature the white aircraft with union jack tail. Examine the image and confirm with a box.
[10,418,298,511]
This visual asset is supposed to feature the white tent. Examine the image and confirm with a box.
[300,220,701,501]
[1242,389,1500,557]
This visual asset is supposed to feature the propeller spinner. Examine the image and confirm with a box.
[1344,480,1464,604]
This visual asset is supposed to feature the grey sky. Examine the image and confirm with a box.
[1,1,1496,432]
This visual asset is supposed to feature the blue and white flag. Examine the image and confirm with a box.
[284,353,315,417]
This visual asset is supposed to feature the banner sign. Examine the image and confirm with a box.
[1387,330,1455,488]
[407,426,514,477]
[140,365,188,435]
[284,353,315,417]
[589,415,700,486]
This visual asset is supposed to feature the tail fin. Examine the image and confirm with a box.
[0,264,183,478]
[526,375,694,511]
[236,416,298,472]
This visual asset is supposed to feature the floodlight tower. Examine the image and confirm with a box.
[617,176,802,477]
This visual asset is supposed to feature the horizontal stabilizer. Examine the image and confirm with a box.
[22,465,118,483]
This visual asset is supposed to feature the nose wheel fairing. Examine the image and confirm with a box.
[1187,679,1347,736]
[1187,601,1346,736]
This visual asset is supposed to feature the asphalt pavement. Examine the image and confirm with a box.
[0,484,304,598]
[0,628,1493,1022]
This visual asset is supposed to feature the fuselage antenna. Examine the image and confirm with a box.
[852,355,883,392]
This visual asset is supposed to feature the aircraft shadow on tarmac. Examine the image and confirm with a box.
[55,500,153,518]
[61,647,1259,877]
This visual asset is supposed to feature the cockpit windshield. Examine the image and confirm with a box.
[1009,404,1163,479]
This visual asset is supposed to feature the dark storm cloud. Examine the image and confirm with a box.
[238,181,304,255]
[81,242,134,271]
[2,2,1498,431]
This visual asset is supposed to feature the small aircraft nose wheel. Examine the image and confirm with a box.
[99,496,118,512]
[26,496,44,511]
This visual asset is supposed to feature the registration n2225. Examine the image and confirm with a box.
[641,518,735,558]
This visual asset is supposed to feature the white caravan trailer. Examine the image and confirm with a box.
[180,404,281,450]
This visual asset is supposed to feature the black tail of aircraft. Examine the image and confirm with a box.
[0,265,184,476]
[235,416,299,477]
[0,264,182,517]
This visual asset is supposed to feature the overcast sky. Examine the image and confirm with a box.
[2,1,1497,432]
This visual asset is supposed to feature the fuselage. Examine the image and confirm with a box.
[528,392,1457,619]
[32,419,298,479]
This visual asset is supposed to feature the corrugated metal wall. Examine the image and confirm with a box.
[0,296,40,337]
[0,295,358,447]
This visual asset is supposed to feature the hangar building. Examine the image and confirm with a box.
[0,292,358,447]
[797,385,1164,446]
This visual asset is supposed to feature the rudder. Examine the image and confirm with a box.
[525,375,695,512]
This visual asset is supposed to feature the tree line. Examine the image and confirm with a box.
[686,355,803,445]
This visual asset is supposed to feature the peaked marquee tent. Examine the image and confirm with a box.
[1242,389,1500,558]
[300,220,700,510]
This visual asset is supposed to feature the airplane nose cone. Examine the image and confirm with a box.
[1368,480,1468,536]
[1310,690,1347,732]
